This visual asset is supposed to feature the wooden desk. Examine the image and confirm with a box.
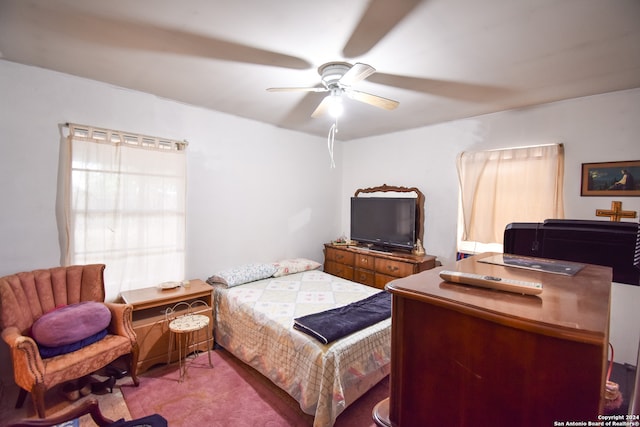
[373,253,612,427]
[119,280,213,373]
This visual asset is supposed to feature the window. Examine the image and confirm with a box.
[64,124,187,301]
[456,143,564,255]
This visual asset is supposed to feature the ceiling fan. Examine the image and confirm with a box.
[267,61,399,119]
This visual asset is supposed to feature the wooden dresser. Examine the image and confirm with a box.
[373,253,612,427]
[324,243,436,289]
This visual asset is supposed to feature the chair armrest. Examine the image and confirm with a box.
[7,397,116,427]
[104,302,137,344]
[1,326,45,388]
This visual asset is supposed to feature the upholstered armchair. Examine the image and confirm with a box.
[0,264,139,418]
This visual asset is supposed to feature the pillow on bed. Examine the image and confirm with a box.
[207,263,278,287]
[31,301,111,347]
[272,258,322,277]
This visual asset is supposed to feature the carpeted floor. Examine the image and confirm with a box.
[0,348,388,426]
[0,372,132,426]
[121,348,389,426]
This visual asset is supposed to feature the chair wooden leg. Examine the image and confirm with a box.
[15,387,27,409]
[129,347,140,386]
[32,384,47,418]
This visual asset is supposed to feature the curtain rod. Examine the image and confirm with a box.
[487,142,562,152]
[63,122,189,147]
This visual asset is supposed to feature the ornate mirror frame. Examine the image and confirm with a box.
[354,184,425,244]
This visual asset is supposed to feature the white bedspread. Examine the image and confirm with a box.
[212,270,391,427]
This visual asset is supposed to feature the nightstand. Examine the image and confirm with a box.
[119,279,213,374]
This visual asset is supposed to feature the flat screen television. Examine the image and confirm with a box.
[350,197,416,252]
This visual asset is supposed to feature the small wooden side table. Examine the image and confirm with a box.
[119,279,213,374]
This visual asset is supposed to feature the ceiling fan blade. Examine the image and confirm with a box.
[311,96,332,118]
[342,0,423,58]
[368,73,515,102]
[277,92,326,128]
[346,89,399,110]
[339,63,376,86]
[22,3,312,70]
[267,87,328,93]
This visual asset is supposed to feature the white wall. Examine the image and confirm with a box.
[341,89,640,264]
[185,108,343,278]
[342,88,640,364]
[0,60,342,286]
[2,60,640,363]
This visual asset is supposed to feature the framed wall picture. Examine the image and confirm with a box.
[581,160,640,196]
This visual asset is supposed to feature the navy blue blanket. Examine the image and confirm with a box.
[293,291,391,344]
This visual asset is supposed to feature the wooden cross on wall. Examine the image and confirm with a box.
[595,201,637,222]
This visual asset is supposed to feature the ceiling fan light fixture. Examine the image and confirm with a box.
[318,62,351,88]
[328,95,344,118]
[322,73,343,86]
[267,61,398,145]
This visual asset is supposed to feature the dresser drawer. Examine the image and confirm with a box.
[375,259,415,278]
[354,268,375,287]
[375,273,397,289]
[324,243,437,290]
[325,261,354,281]
[355,254,375,270]
[325,247,355,265]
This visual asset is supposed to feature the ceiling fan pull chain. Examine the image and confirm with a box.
[327,119,338,168]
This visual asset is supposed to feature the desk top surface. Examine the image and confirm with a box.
[119,279,210,308]
[386,252,612,343]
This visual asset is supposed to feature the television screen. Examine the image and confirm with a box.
[350,197,416,251]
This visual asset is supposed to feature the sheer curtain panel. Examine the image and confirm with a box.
[456,143,564,253]
[64,124,187,301]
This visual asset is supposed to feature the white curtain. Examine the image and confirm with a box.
[456,144,564,251]
[64,124,187,301]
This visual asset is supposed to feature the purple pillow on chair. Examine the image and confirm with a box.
[31,301,111,347]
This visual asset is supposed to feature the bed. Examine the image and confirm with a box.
[208,260,391,427]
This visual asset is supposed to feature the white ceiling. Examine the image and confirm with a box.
[1,0,639,140]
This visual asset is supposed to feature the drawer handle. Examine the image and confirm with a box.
[360,257,368,263]
[336,255,344,260]
[387,265,399,272]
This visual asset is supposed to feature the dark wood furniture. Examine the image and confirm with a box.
[119,280,213,374]
[324,243,436,289]
[373,253,612,427]
[8,398,167,427]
